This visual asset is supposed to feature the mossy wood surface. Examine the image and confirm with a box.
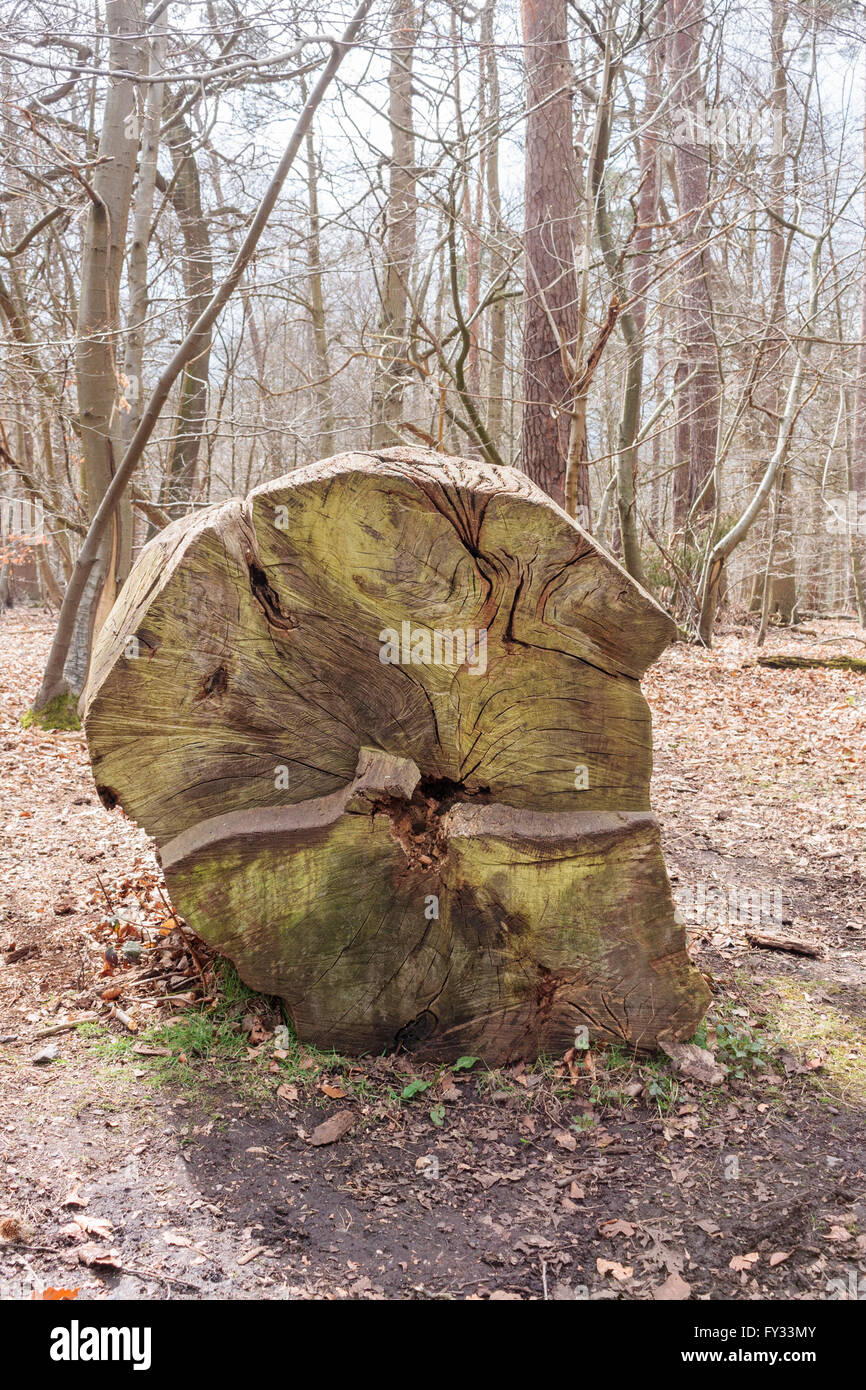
[757,653,866,673]
[83,448,709,1061]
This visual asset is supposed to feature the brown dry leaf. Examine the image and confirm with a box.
[729,1252,760,1271]
[596,1258,633,1282]
[563,1047,581,1084]
[554,1130,577,1151]
[769,1251,791,1267]
[162,1231,192,1248]
[826,1226,851,1242]
[60,1190,89,1209]
[309,1110,355,1147]
[277,1083,298,1102]
[658,1039,726,1086]
[569,1182,585,1201]
[320,1083,347,1100]
[653,1272,692,1300]
[73,1215,113,1240]
[598,1218,636,1239]
[76,1243,122,1269]
[245,1017,270,1046]
[132,1043,171,1057]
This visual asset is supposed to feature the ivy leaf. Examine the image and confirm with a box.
[401,1079,431,1101]
[452,1055,479,1072]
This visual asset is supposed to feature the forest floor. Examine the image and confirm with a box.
[1,609,865,1302]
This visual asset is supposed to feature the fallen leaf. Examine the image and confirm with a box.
[60,1191,89,1209]
[596,1258,633,1281]
[598,1218,635,1239]
[554,1130,577,1151]
[309,1110,355,1146]
[162,1231,192,1248]
[769,1251,791,1267]
[658,1039,726,1086]
[563,1047,581,1084]
[826,1226,851,1242]
[320,1083,347,1100]
[653,1272,691,1300]
[729,1252,760,1271]
[242,1014,270,1046]
[696,1218,721,1235]
[72,1215,113,1240]
[76,1243,122,1269]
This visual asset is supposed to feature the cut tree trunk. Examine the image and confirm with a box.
[82,447,709,1062]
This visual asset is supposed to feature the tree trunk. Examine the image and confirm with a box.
[82,447,709,1061]
[765,0,797,623]
[613,26,664,584]
[75,0,145,646]
[520,0,581,508]
[302,84,337,458]
[481,0,507,451]
[372,0,417,446]
[851,54,866,625]
[668,0,719,527]
[122,21,166,450]
[161,110,214,515]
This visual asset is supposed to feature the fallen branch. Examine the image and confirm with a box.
[757,654,866,673]
[745,930,824,958]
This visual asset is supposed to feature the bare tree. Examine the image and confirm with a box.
[520,0,582,510]
[372,0,417,445]
[668,0,719,527]
[71,0,145,688]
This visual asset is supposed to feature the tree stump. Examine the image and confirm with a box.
[82,448,709,1061]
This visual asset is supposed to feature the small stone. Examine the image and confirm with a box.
[32,1043,60,1064]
